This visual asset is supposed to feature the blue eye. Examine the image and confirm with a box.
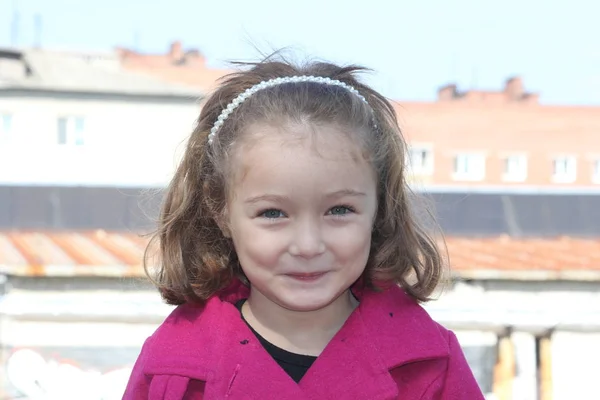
[329,206,353,215]
[260,209,284,219]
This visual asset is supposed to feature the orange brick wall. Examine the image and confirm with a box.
[399,102,600,187]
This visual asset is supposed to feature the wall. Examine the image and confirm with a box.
[2,277,599,399]
[426,280,600,399]
[0,280,171,399]
[2,344,142,399]
[0,95,199,187]
[551,331,600,398]
[400,102,600,187]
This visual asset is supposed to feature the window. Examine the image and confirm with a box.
[57,116,85,145]
[593,159,600,183]
[453,153,486,181]
[552,156,576,183]
[407,146,434,175]
[503,154,528,182]
[0,113,12,142]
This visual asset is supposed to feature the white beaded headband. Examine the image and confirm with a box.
[208,75,372,144]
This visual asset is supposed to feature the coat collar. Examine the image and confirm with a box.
[143,280,449,399]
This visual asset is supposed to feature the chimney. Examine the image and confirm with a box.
[521,93,540,105]
[169,41,184,62]
[505,76,525,100]
[435,76,539,104]
[184,49,206,68]
[437,84,459,101]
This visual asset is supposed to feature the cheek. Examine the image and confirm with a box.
[230,220,287,269]
[327,222,373,262]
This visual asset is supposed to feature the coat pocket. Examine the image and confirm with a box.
[149,375,191,400]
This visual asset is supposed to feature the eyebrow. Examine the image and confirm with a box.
[326,189,367,198]
[244,189,366,205]
[244,194,290,205]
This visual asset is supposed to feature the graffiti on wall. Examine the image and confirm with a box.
[3,348,133,400]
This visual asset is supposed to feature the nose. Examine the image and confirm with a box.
[288,217,326,258]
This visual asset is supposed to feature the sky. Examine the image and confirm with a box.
[1,0,599,105]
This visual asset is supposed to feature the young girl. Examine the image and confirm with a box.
[123,59,485,399]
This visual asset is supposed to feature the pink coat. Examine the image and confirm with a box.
[123,281,485,399]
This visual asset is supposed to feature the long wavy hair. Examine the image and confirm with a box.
[144,57,447,305]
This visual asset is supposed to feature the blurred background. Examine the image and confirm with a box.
[0,0,599,399]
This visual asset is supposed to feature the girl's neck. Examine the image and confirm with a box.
[242,289,359,357]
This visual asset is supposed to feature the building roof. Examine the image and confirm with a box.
[0,231,598,280]
[0,47,203,98]
[445,236,600,280]
[0,231,146,277]
[427,191,600,238]
[5,185,600,238]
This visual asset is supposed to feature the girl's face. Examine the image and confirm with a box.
[225,123,378,312]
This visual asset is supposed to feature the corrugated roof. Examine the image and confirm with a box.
[0,231,146,277]
[445,236,600,280]
[0,48,203,98]
[0,231,599,279]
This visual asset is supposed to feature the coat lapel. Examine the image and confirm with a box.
[299,308,399,399]
[144,293,310,400]
[359,285,450,370]
[207,318,309,400]
[299,285,450,399]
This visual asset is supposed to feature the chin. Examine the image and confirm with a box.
[275,290,343,312]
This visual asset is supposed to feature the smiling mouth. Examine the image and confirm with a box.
[286,272,328,281]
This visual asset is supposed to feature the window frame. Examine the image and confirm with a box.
[502,154,528,182]
[452,152,487,181]
[407,144,434,175]
[57,115,86,146]
[552,155,577,183]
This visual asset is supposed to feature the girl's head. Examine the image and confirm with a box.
[146,58,446,307]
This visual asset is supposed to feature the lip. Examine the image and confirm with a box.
[285,272,328,282]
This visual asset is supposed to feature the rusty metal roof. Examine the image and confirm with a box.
[0,231,599,279]
[0,230,146,277]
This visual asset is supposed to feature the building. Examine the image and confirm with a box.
[391,77,600,399]
[0,46,202,187]
[401,78,600,189]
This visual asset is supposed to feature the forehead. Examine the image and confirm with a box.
[242,121,368,159]
[230,123,376,193]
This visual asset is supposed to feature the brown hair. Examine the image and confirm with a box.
[144,57,447,305]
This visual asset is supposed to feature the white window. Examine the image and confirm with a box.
[503,154,528,182]
[593,159,600,183]
[552,156,576,183]
[453,153,486,181]
[407,146,434,175]
[57,116,85,145]
[0,113,12,142]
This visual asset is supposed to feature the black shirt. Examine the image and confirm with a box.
[235,299,317,383]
